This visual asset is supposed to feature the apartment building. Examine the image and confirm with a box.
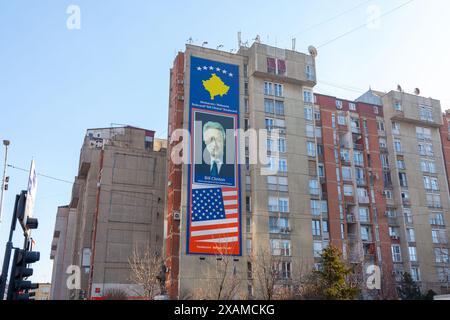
[314,94,395,298]
[165,41,326,299]
[357,89,450,294]
[50,126,167,300]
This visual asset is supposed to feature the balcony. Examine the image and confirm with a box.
[358,196,370,204]
[347,214,357,224]
[402,198,411,206]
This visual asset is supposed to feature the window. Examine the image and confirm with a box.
[360,226,371,241]
[342,167,352,181]
[351,118,360,133]
[274,83,283,97]
[397,159,405,170]
[306,65,314,80]
[435,248,449,263]
[432,229,447,244]
[343,185,353,196]
[424,176,439,191]
[340,149,350,162]
[380,154,390,168]
[265,118,274,130]
[270,239,291,256]
[269,217,290,234]
[377,120,385,131]
[437,267,450,283]
[304,106,313,121]
[399,172,408,187]
[246,239,252,255]
[275,100,284,116]
[394,139,402,153]
[411,267,421,282]
[347,102,356,111]
[307,141,316,157]
[314,110,321,120]
[421,160,436,173]
[309,179,320,195]
[404,210,413,224]
[419,105,433,122]
[391,245,402,262]
[384,189,393,199]
[416,127,432,141]
[354,151,364,166]
[313,241,323,258]
[427,193,441,208]
[267,57,276,74]
[306,124,315,138]
[335,100,343,109]
[315,127,322,138]
[407,228,416,242]
[389,227,399,238]
[394,101,402,111]
[279,261,291,279]
[279,159,287,173]
[268,197,289,212]
[318,164,325,177]
[264,82,273,95]
[312,220,321,236]
[277,138,286,153]
[379,138,387,149]
[337,112,346,125]
[409,246,417,262]
[264,99,274,114]
[430,212,445,226]
[373,106,379,114]
[392,121,400,134]
[303,90,313,103]
[279,198,289,212]
[359,207,370,223]
[357,188,369,203]
[311,200,321,216]
[276,59,286,75]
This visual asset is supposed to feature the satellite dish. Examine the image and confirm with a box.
[397,85,403,92]
[308,45,318,58]
[414,88,420,95]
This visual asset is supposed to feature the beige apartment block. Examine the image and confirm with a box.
[166,41,318,299]
[50,126,167,300]
[358,89,450,294]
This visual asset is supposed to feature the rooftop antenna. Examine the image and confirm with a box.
[397,84,403,92]
[216,44,224,50]
[243,41,249,47]
[237,31,242,48]
[187,37,193,44]
[292,38,296,51]
[253,35,261,43]
[414,88,420,95]
[202,41,208,47]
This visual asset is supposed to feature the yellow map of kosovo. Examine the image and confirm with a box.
[202,73,230,100]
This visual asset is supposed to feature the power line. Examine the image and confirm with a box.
[317,0,415,48]
[290,0,372,39]
[7,164,73,184]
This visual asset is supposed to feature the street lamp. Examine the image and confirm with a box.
[0,139,10,223]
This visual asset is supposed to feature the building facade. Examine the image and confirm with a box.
[50,126,167,299]
[165,41,450,299]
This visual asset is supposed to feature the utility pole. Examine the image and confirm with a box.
[0,194,19,299]
[0,139,10,223]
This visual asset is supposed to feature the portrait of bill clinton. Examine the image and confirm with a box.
[194,119,235,184]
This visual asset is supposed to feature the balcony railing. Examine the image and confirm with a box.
[358,196,370,204]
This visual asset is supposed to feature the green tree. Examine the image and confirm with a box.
[314,245,360,300]
[397,272,423,300]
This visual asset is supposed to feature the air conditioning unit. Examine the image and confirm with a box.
[177,79,184,84]
[173,211,181,220]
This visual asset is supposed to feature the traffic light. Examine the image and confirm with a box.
[16,190,39,231]
[7,248,40,300]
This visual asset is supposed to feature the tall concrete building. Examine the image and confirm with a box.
[357,89,450,294]
[165,41,450,299]
[50,126,167,300]
[165,41,323,299]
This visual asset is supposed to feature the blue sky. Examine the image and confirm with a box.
[1,0,449,283]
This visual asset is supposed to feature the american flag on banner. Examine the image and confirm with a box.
[189,187,240,254]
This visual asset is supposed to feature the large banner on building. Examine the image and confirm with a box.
[187,56,241,256]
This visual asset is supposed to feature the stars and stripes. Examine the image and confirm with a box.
[189,187,240,254]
